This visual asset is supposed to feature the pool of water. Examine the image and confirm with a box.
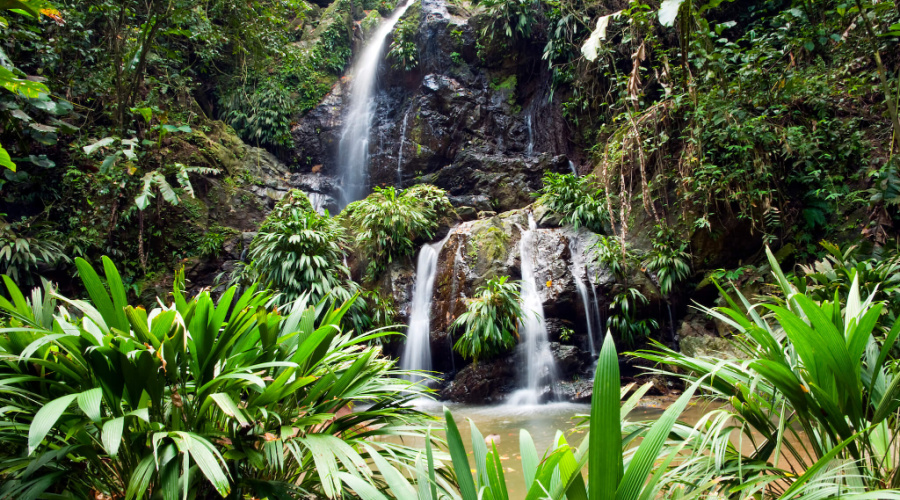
[411,399,590,497]
[391,395,725,498]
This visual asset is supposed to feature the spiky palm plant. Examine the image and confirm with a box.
[344,331,900,499]
[638,246,900,495]
[535,172,607,233]
[0,257,438,499]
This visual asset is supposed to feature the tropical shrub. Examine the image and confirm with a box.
[594,235,631,279]
[792,241,900,329]
[607,287,657,347]
[0,218,69,286]
[248,190,351,302]
[388,15,419,71]
[0,258,436,499]
[344,185,450,279]
[536,172,607,233]
[452,276,522,363]
[639,247,900,493]
[402,183,454,216]
[479,0,540,41]
[643,229,691,296]
[197,228,231,258]
[593,235,657,345]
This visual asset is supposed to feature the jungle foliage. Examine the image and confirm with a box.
[638,247,900,495]
[247,190,351,304]
[475,0,900,263]
[535,171,607,232]
[0,257,438,499]
[0,0,364,284]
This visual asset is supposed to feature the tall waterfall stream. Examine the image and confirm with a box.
[337,0,417,207]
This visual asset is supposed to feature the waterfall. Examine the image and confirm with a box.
[525,115,534,156]
[401,231,452,382]
[589,277,604,336]
[508,214,557,406]
[396,106,412,188]
[569,237,597,356]
[574,277,596,356]
[569,160,578,177]
[307,192,326,214]
[447,242,466,373]
[337,0,417,208]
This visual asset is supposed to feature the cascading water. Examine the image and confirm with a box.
[525,114,534,156]
[447,242,466,373]
[589,277,604,335]
[396,106,412,187]
[569,160,578,176]
[307,192,326,214]
[573,275,597,356]
[568,237,599,356]
[508,214,557,406]
[337,0,417,207]
[401,231,452,382]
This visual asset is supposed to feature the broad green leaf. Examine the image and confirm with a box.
[0,143,15,171]
[591,332,622,500]
[520,429,539,488]
[76,387,102,423]
[83,137,116,156]
[28,393,78,454]
[102,416,125,456]
[445,407,478,500]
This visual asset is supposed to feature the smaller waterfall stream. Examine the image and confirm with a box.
[589,278,605,335]
[508,214,557,406]
[569,237,599,356]
[396,106,412,187]
[574,278,596,356]
[337,0,417,207]
[525,115,534,156]
[401,232,452,382]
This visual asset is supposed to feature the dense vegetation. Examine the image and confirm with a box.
[2,0,900,497]
[0,258,435,498]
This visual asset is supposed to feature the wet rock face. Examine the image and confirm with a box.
[289,0,574,210]
[289,71,347,175]
[402,208,606,374]
[439,355,517,403]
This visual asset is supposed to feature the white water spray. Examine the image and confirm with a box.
[574,277,596,356]
[307,192,326,214]
[508,214,557,405]
[337,0,417,207]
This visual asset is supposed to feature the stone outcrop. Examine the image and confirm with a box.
[379,205,665,402]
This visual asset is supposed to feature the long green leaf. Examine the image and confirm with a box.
[615,377,703,500]
[28,393,78,454]
[445,407,478,500]
[591,332,622,500]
